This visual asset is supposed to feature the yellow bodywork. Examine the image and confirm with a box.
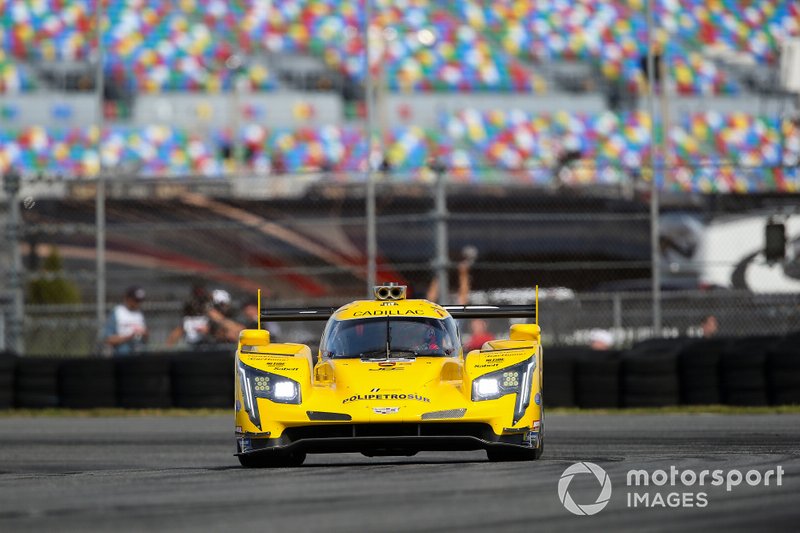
[234,297,543,455]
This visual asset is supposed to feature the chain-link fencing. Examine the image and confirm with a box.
[3,167,799,356]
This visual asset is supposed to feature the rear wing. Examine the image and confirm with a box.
[257,287,539,326]
[260,304,536,322]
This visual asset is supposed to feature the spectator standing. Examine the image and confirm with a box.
[700,315,719,338]
[236,297,282,340]
[588,328,614,350]
[463,318,495,352]
[426,245,496,352]
[457,247,496,352]
[206,289,240,343]
[102,286,148,356]
[166,283,213,347]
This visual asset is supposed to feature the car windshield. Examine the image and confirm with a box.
[320,316,460,359]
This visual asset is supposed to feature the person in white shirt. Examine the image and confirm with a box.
[102,286,148,356]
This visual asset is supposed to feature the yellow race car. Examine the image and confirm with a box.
[234,284,543,467]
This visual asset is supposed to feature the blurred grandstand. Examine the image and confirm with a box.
[1,1,800,354]
[0,0,798,184]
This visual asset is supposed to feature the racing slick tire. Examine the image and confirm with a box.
[678,338,728,405]
[59,359,116,408]
[487,419,544,462]
[720,336,778,406]
[486,443,543,462]
[0,353,15,408]
[575,351,621,408]
[543,347,578,407]
[238,450,307,468]
[15,357,60,408]
[116,355,172,408]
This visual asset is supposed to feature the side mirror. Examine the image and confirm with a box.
[440,360,463,381]
[314,361,334,383]
[509,324,541,343]
[239,329,270,351]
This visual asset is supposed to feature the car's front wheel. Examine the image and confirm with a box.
[238,450,306,468]
[486,443,543,462]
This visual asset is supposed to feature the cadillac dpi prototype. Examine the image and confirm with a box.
[235,284,543,467]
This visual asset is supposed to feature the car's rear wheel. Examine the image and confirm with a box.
[238,450,306,468]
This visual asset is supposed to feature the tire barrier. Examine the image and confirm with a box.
[767,335,800,406]
[542,347,577,408]
[678,339,729,405]
[116,355,172,408]
[0,352,15,409]
[4,334,800,409]
[622,350,681,408]
[171,351,234,408]
[622,339,685,408]
[720,336,780,406]
[15,357,60,408]
[575,350,621,408]
[59,359,117,408]
[626,338,691,358]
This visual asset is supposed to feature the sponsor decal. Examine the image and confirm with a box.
[352,309,424,317]
[373,407,400,415]
[343,393,431,404]
[532,420,541,430]
[534,392,542,405]
[526,431,539,447]
[235,426,243,433]
[380,302,399,306]
[370,388,381,392]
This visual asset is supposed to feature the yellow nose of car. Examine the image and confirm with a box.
[234,286,544,467]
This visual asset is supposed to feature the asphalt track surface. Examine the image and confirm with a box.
[0,414,798,532]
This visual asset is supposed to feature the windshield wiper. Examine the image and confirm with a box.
[388,350,418,359]
[359,350,390,360]
[358,349,418,360]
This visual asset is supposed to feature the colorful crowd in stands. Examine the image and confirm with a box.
[1,0,798,93]
[1,111,797,192]
[454,0,799,94]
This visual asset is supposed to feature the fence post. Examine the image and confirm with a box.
[3,169,24,355]
[363,0,377,296]
[0,308,5,352]
[431,160,449,303]
[94,0,108,344]
[613,292,623,339]
[645,0,662,337]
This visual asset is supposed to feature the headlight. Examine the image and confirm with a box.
[472,357,536,425]
[238,361,301,429]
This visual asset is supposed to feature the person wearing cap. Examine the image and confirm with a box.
[166,282,213,347]
[102,286,148,356]
[589,328,614,351]
[206,289,238,343]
